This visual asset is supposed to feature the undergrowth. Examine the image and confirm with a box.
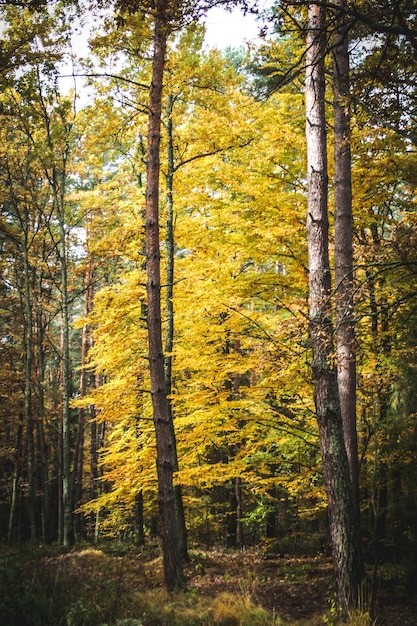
[0,543,412,626]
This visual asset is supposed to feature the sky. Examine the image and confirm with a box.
[203,6,265,49]
[56,4,271,99]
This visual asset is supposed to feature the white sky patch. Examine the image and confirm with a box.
[203,6,264,50]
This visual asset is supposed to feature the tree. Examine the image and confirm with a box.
[26,77,78,546]
[74,19,321,553]
[351,116,417,581]
[170,68,319,546]
[332,0,361,525]
[0,0,67,543]
[3,63,83,545]
[112,0,251,590]
[0,141,39,540]
[304,1,362,613]
[164,90,189,561]
[143,0,188,591]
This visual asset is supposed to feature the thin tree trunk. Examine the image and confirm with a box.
[165,93,189,562]
[34,67,74,547]
[145,0,184,591]
[333,0,363,581]
[22,225,37,541]
[90,371,101,538]
[232,342,243,548]
[365,250,390,586]
[8,416,23,542]
[333,0,360,513]
[90,377,99,502]
[72,263,94,536]
[36,280,53,543]
[57,361,64,544]
[235,477,243,548]
[93,417,105,543]
[59,211,74,547]
[134,489,145,546]
[305,2,362,613]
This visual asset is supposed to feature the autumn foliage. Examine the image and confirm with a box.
[1,0,417,617]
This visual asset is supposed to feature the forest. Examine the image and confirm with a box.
[1,0,417,624]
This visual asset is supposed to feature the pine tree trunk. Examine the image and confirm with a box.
[145,0,184,592]
[333,0,363,585]
[305,2,362,613]
[333,0,361,515]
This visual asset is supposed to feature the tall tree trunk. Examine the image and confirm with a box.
[22,222,37,541]
[8,415,23,542]
[33,65,75,547]
[72,262,94,536]
[165,93,189,562]
[90,374,100,496]
[305,2,362,613]
[333,0,361,516]
[90,371,101,540]
[58,205,74,547]
[36,279,53,543]
[365,251,390,585]
[57,362,63,544]
[145,0,184,591]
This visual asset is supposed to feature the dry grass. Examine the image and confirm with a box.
[0,543,415,625]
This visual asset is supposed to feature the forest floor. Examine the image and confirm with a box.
[0,541,416,625]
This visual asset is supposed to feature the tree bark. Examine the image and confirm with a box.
[165,93,189,563]
[36,274,53,543]
[22,215,37,541]
[8,415,23,542]
[333,0,360,514]
[134,489,145,546]
[145,0,185,592]
[72,259,94,537]
[305,2,362,613]
[58,192,74,548]
[235,477,243,548]
[90,379,99,504]
[333,0,364,585]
